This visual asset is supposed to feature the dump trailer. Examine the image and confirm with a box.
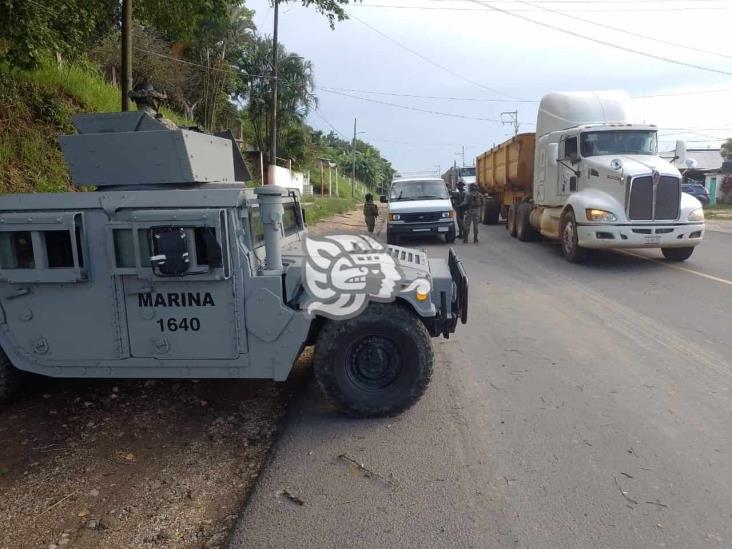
[478,90,705,263]
[476,133,534,224]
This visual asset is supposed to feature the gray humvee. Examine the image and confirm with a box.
[0,110,468,417]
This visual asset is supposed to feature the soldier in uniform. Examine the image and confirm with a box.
[451,181,467,239]
[363,193,379,233]
[461,183,484,243]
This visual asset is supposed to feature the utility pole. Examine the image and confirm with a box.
[268,0,280,184]
[501,110,519,136]
[121,0,132,111]
[351,117,357,198]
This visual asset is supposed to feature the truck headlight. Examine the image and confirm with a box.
[389,213,400,221]
[688,208,704,222]
[585,208,617,222]
[441,210,454,218]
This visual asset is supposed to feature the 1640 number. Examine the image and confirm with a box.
[156,317,201,332]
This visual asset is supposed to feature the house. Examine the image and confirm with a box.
[661,148,725,205]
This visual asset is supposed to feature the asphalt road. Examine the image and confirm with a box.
[231,224,732,549]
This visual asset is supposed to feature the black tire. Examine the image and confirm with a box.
[661,247,694,261]
[0,349,24,404]
[445,227,456,243]
[313,302,433,418]
[386,230,397,245]
[516,203,538,242]
[560,210,589,263]
[506,204,518,237]
[482,199,501,225]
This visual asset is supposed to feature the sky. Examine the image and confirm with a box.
[247,0,732,177]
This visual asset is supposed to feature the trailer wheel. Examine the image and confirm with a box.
[516,203,538,242]
[560,210,589,263]
[0,349,24,404]
[314,302,433,418]
[661,247,694,261]
[506,204,518,237]
[482,199,501,225]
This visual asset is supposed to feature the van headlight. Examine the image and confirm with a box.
[441,210,454,218]
[389,213,400,221]
[585,208,617,222]
[688,208,704,222]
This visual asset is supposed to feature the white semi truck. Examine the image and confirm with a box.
[476,90,705,262]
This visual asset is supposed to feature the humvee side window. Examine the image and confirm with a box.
[0,231,35,269]
[150,227,190,276]
[249,208,265,246]
[113,229,136,268]
[194,227,222,267]
[44,230,75,268]
[282,203,301,236]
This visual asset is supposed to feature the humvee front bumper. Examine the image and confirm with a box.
[427,248,468,338]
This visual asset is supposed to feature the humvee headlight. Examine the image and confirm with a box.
[688,208,704,222]
[586,208,617,222]
[389,213,400,221]
[416,289,429,302]
[441,210,454,218]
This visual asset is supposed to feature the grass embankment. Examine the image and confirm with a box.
[303,197,360,225]
[0,60,189,195]
[704,204,732,219]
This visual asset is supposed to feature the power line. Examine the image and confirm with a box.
[512,0,732,61]
[345,10,525,101]
[464,0,732,77]
[320,85,538,103]
[320,88,517,122]
[354,3,729,13]
[312,110,346,137]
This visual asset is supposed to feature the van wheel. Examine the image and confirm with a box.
[506,204,518,237]
[0,350,24,404]
[561,210,588,263]
[661,247,694,261]
[445,227,456,243]
[314,303,433,418]
[386,231,397,245]
[516,203,538,242]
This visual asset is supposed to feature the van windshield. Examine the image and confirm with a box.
[580,130,657,157]
[459,167,475,177]
[390,180,449,201]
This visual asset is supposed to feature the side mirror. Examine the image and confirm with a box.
[150,227,190,276]
[548,143,558,167]
[674,139,686,163]
[380,195,388,203]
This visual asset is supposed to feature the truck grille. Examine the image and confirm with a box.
[400,211,443,223]
[627,175,680,221]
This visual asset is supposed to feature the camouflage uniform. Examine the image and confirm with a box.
[451,183,467,238]
[363,197,378,233]
[461,185,483,243]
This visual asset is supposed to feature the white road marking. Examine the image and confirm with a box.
[619,250,732,287]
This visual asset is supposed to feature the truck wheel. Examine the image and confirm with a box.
[482,199,501,225]
[506,204,518,237]
[516,203,538,242]
[661,247,694,261]
[560,210,588,263]
[0,349,24,404]
[313,302,433,418]
[445,227,456,243]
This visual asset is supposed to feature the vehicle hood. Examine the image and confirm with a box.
[389,198,453,213]
[584,154,681,179]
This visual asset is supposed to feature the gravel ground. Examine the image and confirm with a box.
[0,205,366,549]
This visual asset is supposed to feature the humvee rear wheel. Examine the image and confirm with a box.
[314,302,433,418]
[0,350,24,404]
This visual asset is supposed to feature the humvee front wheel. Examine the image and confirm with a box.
[0,350,24,404]
[314,302,433,417]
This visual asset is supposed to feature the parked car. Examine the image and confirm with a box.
[682,182,710,205]
[381,178,456,244]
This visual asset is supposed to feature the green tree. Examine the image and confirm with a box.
[279,0,361,29]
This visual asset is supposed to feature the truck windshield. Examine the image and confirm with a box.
[460,167,476,177]
[390,180,449,201]
[580,130,657,157]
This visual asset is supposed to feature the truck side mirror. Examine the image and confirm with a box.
[150,227,190,276]
[548,143,558,166]
[380,195,388,203]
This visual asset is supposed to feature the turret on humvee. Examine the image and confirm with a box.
[0,106,467,417]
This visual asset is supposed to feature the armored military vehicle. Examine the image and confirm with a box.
[0,104,468,417]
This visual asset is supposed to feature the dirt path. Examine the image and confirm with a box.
[0,205,367,549]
